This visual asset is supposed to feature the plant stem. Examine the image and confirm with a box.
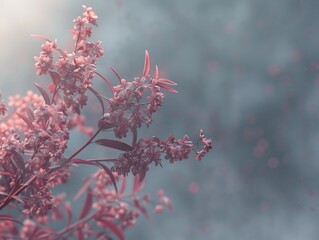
[68,127,102,160]
[0,127,102,211]
[54,213,95,240]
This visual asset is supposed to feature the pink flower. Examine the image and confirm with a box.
[82,5,98,25]
[0,6,212,239]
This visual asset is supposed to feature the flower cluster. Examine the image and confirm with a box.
[195,129,213,160]
[0,5,212,240]
[99,56,178,139]
[34,5,103,114]
[0,170,171,240]
[111,132,210,181]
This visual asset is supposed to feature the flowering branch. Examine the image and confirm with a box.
[0,5,212,239]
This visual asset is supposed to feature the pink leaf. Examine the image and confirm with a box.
[95,139,133,152]
[73,175,93,201]
[88,87,105,114]
[64,201,72,226]
[95,162,118,193]
[26,107,34,121]
[102,220,125,240]
[132,127,137,145]
[156,82,178,93]
[133,198,149,219]
[30,34,52,42]
[0,171,15,177]
[73,105,81,115]
[79,187,93,220]
[16,112,34,129]
[132,174,144,194]
[143,50,151,77]
[95,71,114,95]
[155,65,159,80]
[98,116,117,130]
[49,71,61,86]
[72,158,88,165]
[11,150,25,173]
[78,229,84,240]
[119,177,127,195]
[157,78,177,85]
[34,82,51,105]
[0,192,24,203]
[110,66,123,84]
[0,214,22,225]
[34,231,55,239]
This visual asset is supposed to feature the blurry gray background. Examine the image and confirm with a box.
[1,0,319,239]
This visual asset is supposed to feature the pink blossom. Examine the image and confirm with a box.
[0,6,211,239]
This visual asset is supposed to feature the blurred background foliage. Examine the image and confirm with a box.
[1,0,319,239]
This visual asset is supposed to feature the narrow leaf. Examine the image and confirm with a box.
[132,174,144,194]
[95,71,114,95]
[34,82,50,105]
[95,162,118,193]
[79,187,93,220]
[98,116,117,130]
[156,83,178,93]
[110,66,122,84]
[132,127,137,145]
[157,78,177,85]
[73,158,116,164]
[72,158,88,165]
[119,177,127,195]
[11,195,24,204]
[49,71,61,86]
[0,171,15,177]
[0,214,22,225]
[33,231,55,240]
[88,87,105,114]
[73,175,93,201]
[64,201,72,227]
[102,220,125,240]
[11,150,25,173]
[73,105,80,115]
[30,34,52,42]
[133,198,149,220]
[143,50,150,77]
[155,65,159,80]
[95,139,133,152]
[26,106,34,121]
[16,112,34,129]
[78,229,84,240]
[0,191,18,202]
